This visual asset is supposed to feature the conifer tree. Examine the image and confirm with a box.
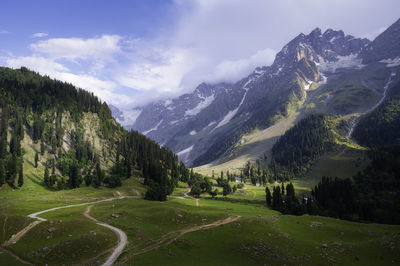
[265,186,272,206]
[18,163,23,187]
[44,166,49,187]
[0,163,5,186]
[34,151,39,168]
[40,140,45,156]
[272,186,283,211]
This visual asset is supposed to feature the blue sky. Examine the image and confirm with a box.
[1,0,400,115]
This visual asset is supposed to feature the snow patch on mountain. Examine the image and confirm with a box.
[185,94,215,116]
[215,70,265,129]
[215,108,239,129]
[319,73,328,84]
[304,80,313,90]
[120,109,142,126]
[189,130,197,135]
[318,54,365,73]
[380,57,400,67]
[164,99,172,106]
[143,120,163,135]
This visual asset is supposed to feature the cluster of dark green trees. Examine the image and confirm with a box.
[0,67,187,200]
[119,130,184,201]
[187,169,239,198]
[271,114,335,177]
[353,97,400,147]
[314,94,400,224]
[240,161,273,185]
[310,146,400,224]
[0,105,24,188]
[265,183,312,215]
[188,170,216,197]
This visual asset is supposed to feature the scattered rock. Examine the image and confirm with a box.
[48,227,56,233]
[177,214,183,218]
[331,242,342,247]
[322,243,328,248]
[111,213,120,218]
[310,222,323,229]
[46,235,52,240]
[202,218,207,222]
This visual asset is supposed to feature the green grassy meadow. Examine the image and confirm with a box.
[0,143,399,265]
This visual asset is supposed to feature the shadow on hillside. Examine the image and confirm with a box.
[205,196,265,206]
[26,174,44,187]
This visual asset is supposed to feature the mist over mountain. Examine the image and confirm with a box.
[120,18,400,168]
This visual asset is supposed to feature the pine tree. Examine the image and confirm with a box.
[40,140,45,156]
[18,163,23,187]
[0,163,5,186]
[265,186,272,206]
[44,166,50,187]
[6,155,18,185]
[272,186,283,211]
[34,151,39,168]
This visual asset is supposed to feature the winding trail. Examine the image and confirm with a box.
[347,71,396,139]
[83,205,128,266]
[3,221,42,246]
[5,196,127,266]
[0,246,32,265]
[183,188,200,207]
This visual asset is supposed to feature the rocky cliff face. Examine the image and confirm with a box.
[119,19,400,167]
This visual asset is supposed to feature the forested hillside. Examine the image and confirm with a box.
[0,67,184,199]
[270,114,336,177]
[353,96,400,147]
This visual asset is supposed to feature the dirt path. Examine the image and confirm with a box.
[5,197,127,265]
[0,246,32,265]
[119,216,240,264]
[83,205,97,222]
[83,205,128,266]
[3,221,42,246]
[27,196,125,222]
[183,187,200,207]
[2,215,8,241]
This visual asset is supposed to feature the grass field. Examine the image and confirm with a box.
[0,138,399,265]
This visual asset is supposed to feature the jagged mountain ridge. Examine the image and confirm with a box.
[125,19,400,167]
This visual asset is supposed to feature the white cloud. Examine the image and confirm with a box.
[3,0,400,111]
[0,30,9,34]
[30,35,121,60]
[32,32,48,38]
[360,26,387,40]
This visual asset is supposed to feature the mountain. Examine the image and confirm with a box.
[128,24,379,167]
[360,18,400,64]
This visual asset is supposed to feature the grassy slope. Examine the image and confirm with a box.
[194,112,301,176]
